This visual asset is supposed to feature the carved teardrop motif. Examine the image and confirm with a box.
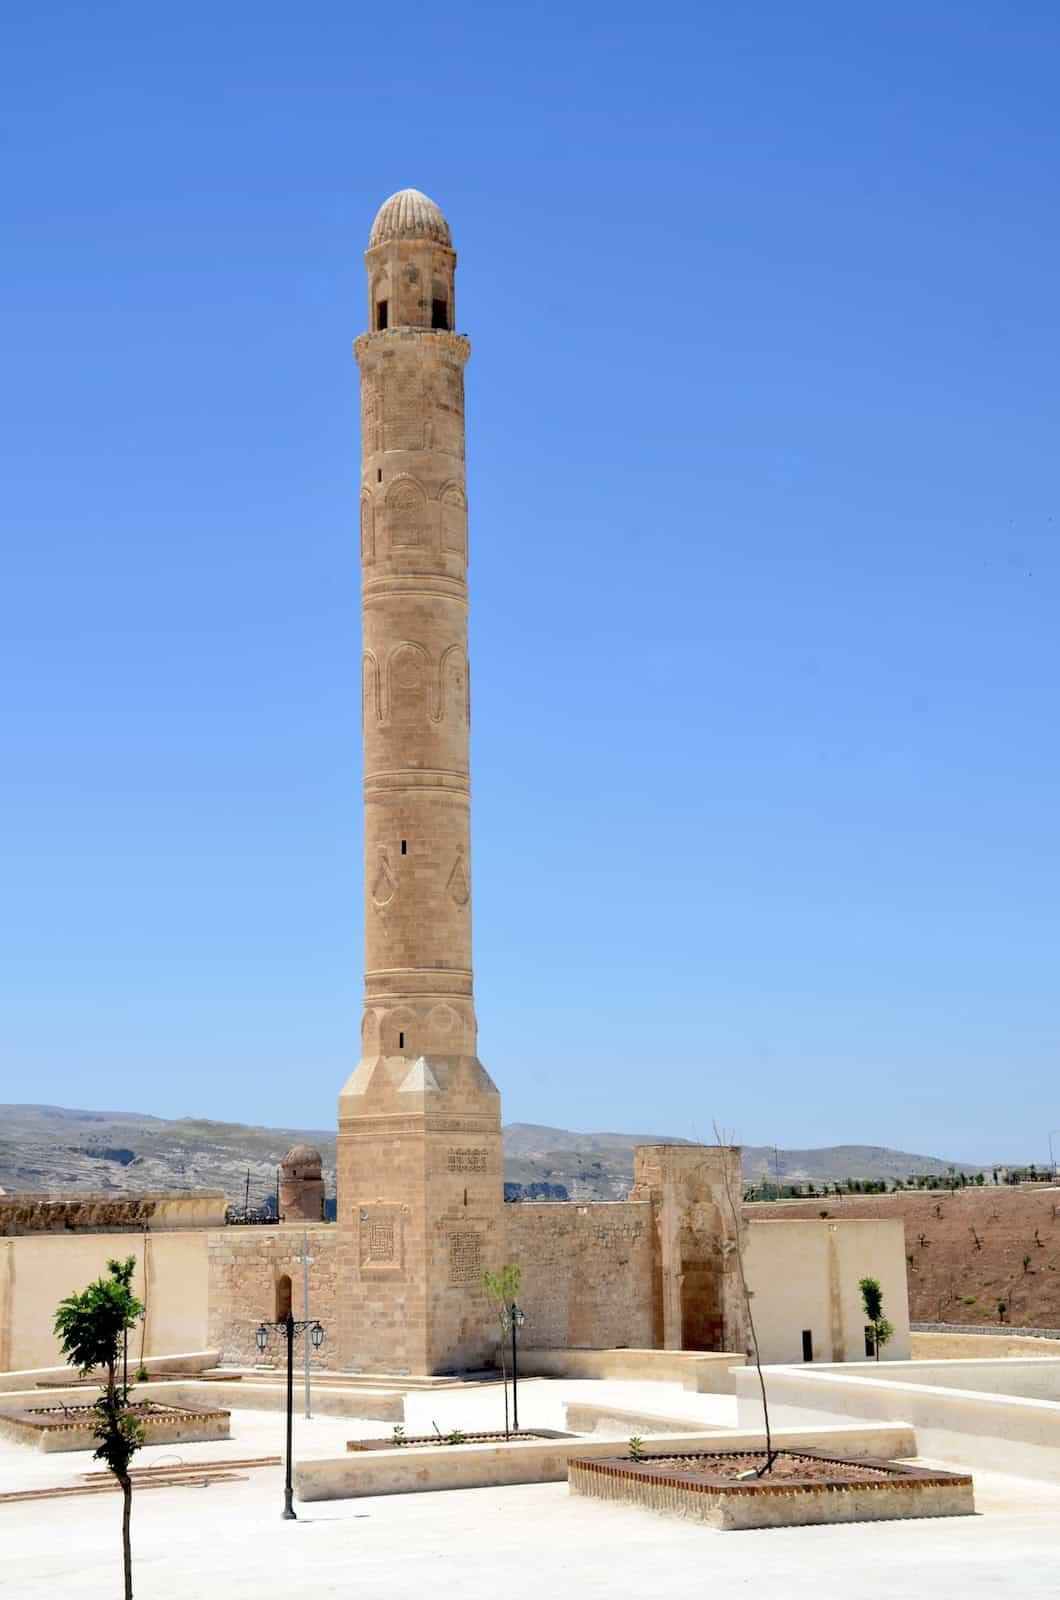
[371,852,397,908]
[446,850,470,908]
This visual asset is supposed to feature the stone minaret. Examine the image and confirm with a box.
[337,189,503,1374]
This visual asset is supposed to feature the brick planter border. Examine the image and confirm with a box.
[568,1447,974,1530]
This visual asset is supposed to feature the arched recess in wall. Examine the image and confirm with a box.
[439,482,467,558]
[362,651,382,727]
[360,490,375,562]
[275,1274,292,1322]
[386,476,427,549]
[437,643,469,727]
[361,1008,382,1053]
[429,1003,466,1052]
[387,640,432,723]
[382,1006,417,1056]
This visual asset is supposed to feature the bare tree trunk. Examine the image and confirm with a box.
[713,1125,776,1475]
[497,1324,509,1439]
[121,1476,133,1600]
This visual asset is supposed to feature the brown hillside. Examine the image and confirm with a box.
[743,1184,1060,1329]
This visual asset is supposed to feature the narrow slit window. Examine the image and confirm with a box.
[398,1031,404,1049]
[376,299,388,330]
[431,298,448,330]
[801,1329,814,1362]
[377,468,382,482]
[864,1325,876,1358]
[400,839,407,855]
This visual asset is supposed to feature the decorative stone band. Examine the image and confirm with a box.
[354,328,471,366]
[336,1114,501,1137]
[363,577,468,604]
[364,771,470,795]
[364,967,474,998]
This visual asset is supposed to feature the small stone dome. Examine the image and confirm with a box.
[368,189,451,250]
[281,1144,322,1179]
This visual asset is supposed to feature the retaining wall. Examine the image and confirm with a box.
[294,1422,915,1501]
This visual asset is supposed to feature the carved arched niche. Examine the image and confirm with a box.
[382,1006,417,1056]
[438,643,469,727]
[386,477,426,549]
[362,652,382,727]
[388,641,431,722]
[360,490,375,562]
[440,483,467,558]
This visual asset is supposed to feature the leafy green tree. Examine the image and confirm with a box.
[54,1257,145,1600]
[482,1263,522,1437]
[858,1276,894,1361]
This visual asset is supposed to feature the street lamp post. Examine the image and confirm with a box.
[504,1302,526,1431]
[255,1313,325,1519]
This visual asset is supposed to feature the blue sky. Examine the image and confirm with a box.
[2,2,1057,1161]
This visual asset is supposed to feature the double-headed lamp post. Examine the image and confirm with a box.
[500,1302,526,1431]
[256,1312,325,1519]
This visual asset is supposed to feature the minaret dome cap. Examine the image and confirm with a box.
[368,189,452,250]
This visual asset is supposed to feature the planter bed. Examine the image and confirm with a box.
[348,1428,570,1451]
[568,1447,974,1530]
[0,1400,231,1454]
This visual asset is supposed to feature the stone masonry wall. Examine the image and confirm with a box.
[207,1226,341,1369]
[503,1202,654,1350]
[0,1191,226,1236]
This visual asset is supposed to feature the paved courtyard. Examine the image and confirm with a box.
[2,1380,1059,1598]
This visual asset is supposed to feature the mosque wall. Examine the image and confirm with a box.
[503,1201,655,1350]
[0,1167,910,1375]
[206,1224,342,1368]
[0,1229,209,1373]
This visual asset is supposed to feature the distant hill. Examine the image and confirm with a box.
[0,1103,995,1209]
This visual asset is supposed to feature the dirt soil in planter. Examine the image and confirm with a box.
[636,1451,892,1485]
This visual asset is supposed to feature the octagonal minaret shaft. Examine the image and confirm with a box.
[337,189,502,1376]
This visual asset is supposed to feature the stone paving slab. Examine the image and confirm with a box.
[1,1464,1058,1599]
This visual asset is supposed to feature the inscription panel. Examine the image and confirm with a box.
[368,1220,394,1260]
[447,1147,488,1173]
[384,360,423,451]
[449,1229,484,1284]
[359,1204,403,1272]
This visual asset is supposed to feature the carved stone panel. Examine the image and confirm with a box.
[446,849,470,907]
[371,850,396,908]
[359,1203,404,1272]
[388,642,431,722]
[440,485,466,557]
[384,359,424,451]
[387,479,425,548]
[361,372,381,454]
[447,1148,489,1173]
[449,1229,484,1284]
[362,652,381,726]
